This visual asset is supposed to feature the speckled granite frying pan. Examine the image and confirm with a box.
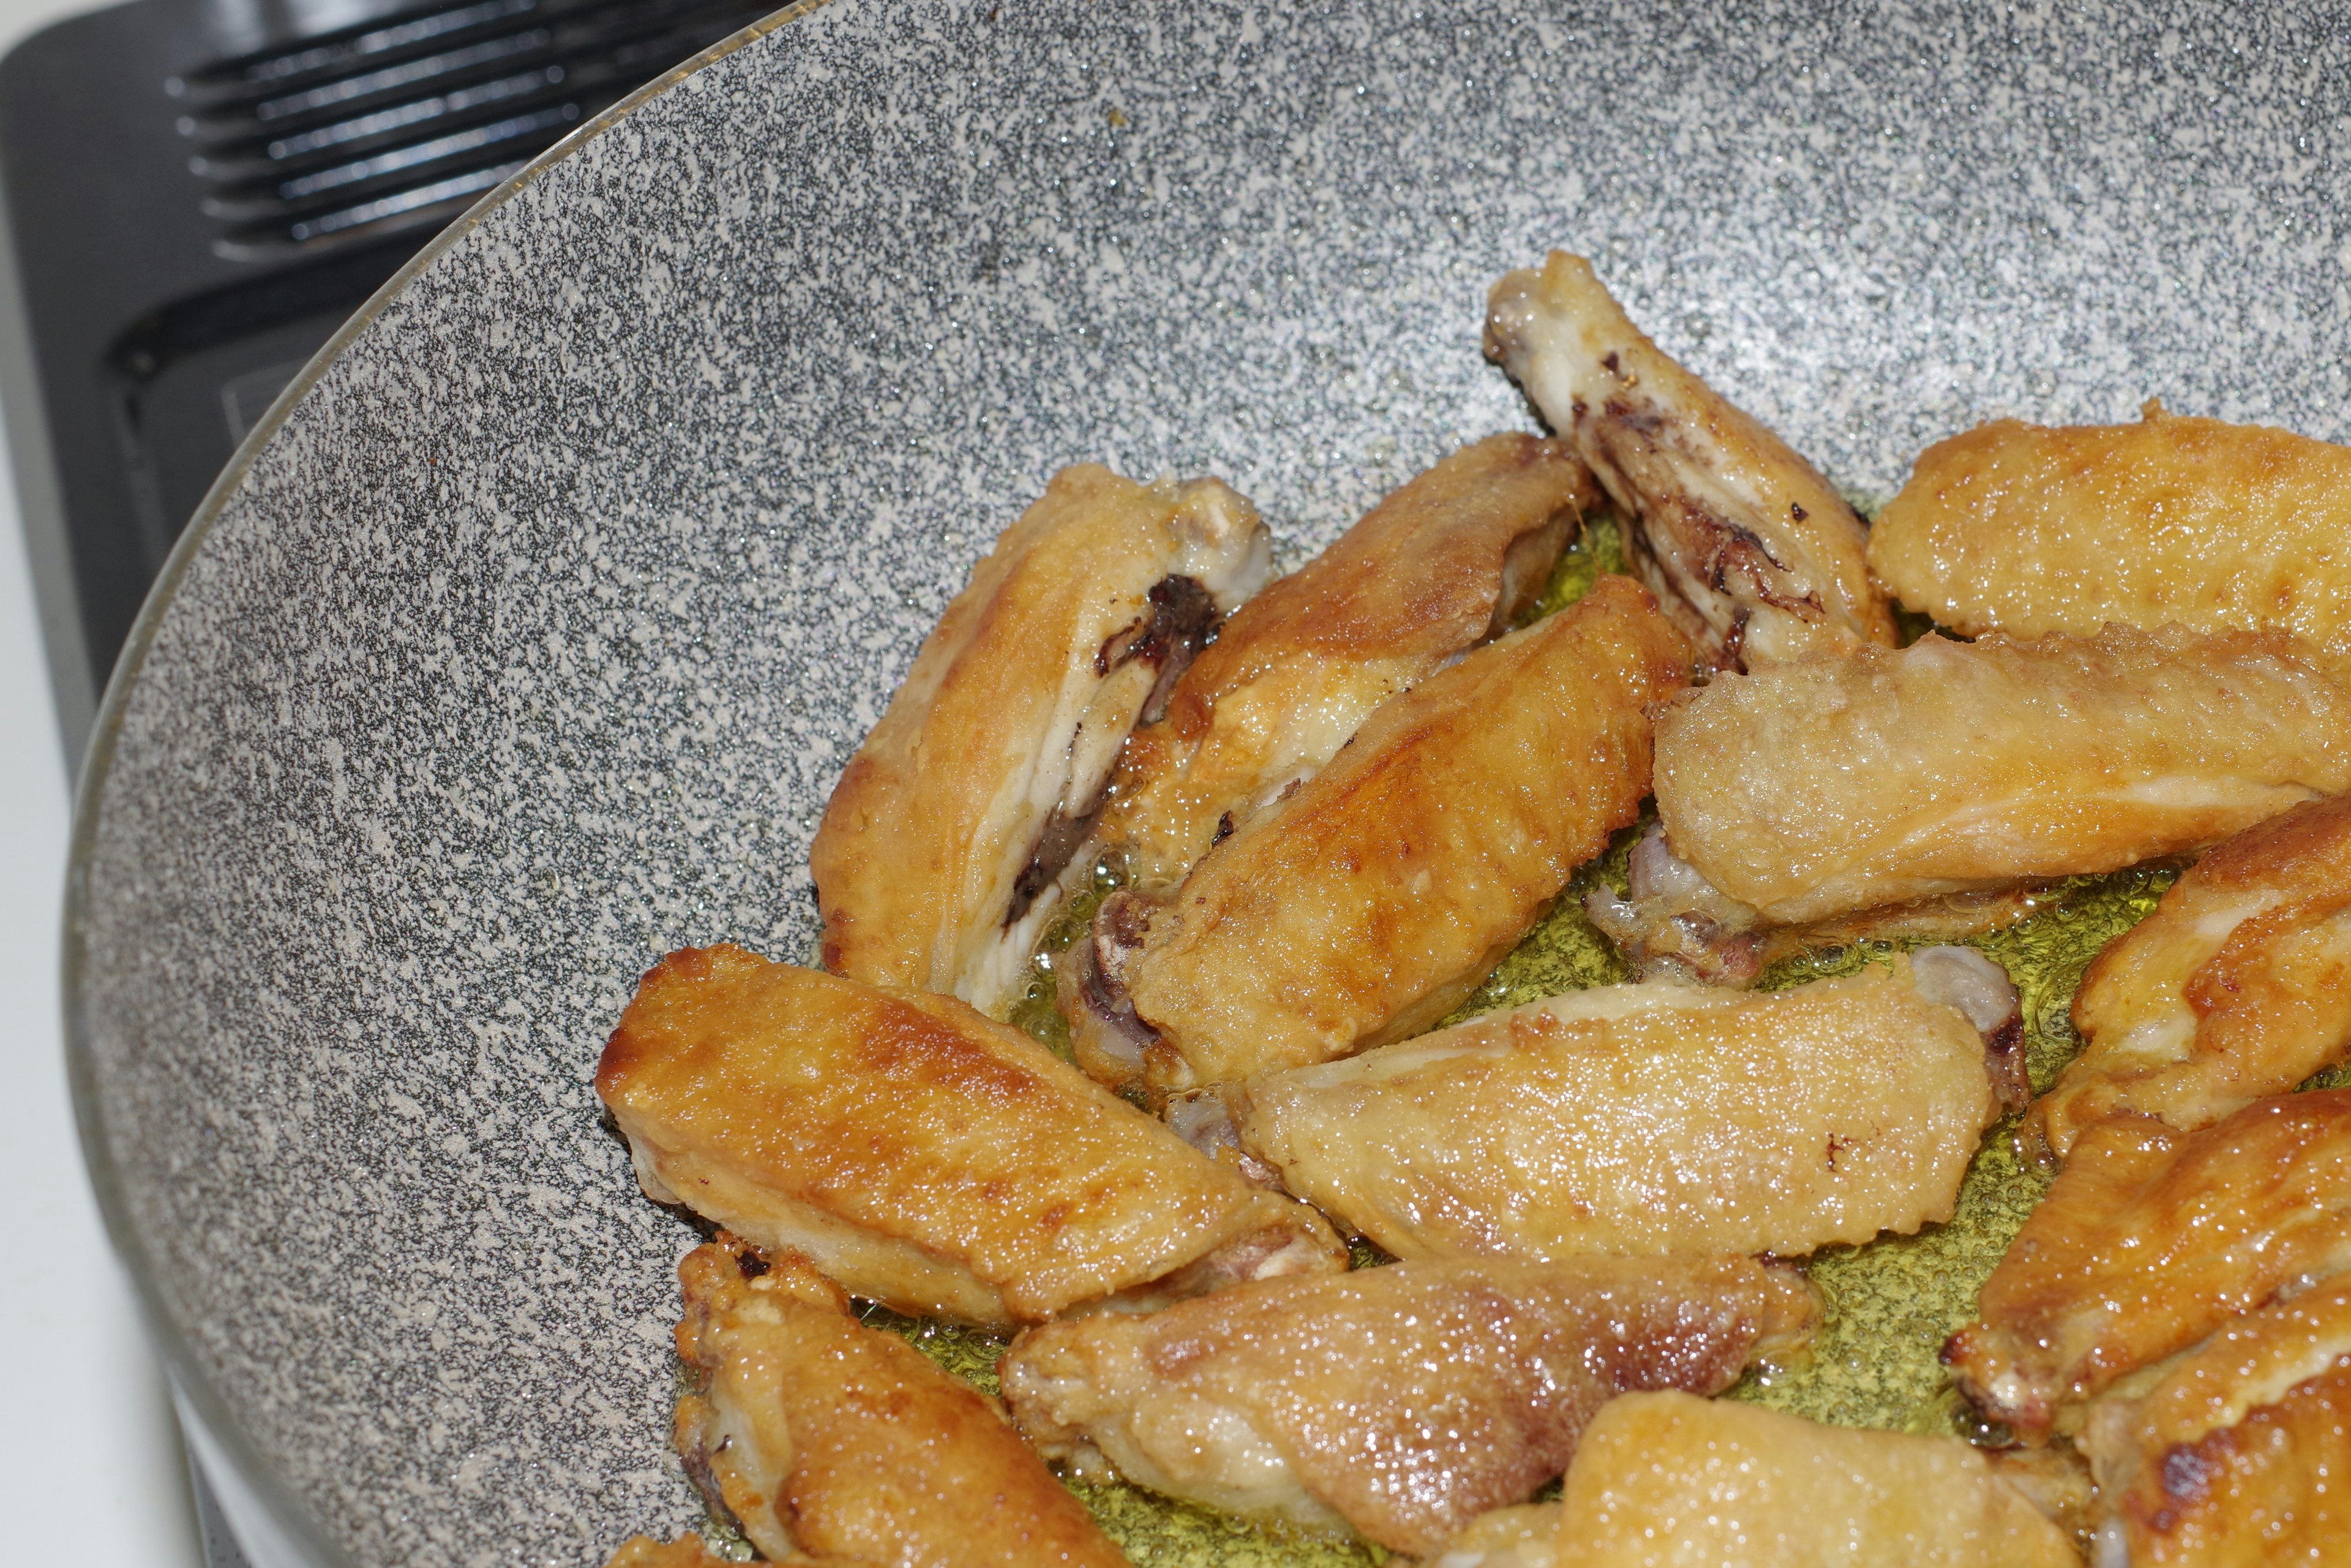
[64,2,2351,1563]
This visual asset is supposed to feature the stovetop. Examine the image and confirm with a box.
[0,0,781,762]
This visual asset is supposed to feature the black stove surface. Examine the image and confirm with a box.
[0,0,779,760]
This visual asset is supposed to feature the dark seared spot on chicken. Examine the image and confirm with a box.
[734,1248,770,1280]
[1600,350,1623,378]
[1210,811,1236,847]
[1005,803,1102,926]
[1983,1013,2029,1115]
[1601,396,1670,441]
[1095,575,1222,721]
[1019,580,1226,928]
[1789,500,1808,522]
[1067,890,1163,1063]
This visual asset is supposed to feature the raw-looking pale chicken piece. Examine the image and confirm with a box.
[2032,794,2351,1161]
[595,945,1340,1329]
[1229,954,2017,1262]
[1652,624,2351,927]
[1868,402,2351,674]
[1550,1392,2079,1568]
[666,1236,1130,1568]
[997,1255,1818,1557]
[2082,1274,2351,1567]
[811,464,1270,1015]
[1097,433,1597,887]
[1061,574,1689,1095]
[1483,250,1895,670]
[1944,1092,2351,1442]
[1422,1504,1562,1568]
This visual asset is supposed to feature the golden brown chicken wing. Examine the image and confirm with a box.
[595,945,1340,1329]
[1097,433,1595,887]
[2032,795,2351,1162]
[1230,954,2012,1262]
[1652,624,2351,927]
[1483,251,1895,670]
[2082,1274,2351,1567]
[1062,573,1689,1094]
[812,464,1270,1014]
[1868,402,2351,673]
[1550,1392,2078,1567]
[1944,1092,2351,1442]
[668,1236,1128,1568]
[997,1255,1818,1557]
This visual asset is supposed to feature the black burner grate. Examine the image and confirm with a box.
[174,0,779,254]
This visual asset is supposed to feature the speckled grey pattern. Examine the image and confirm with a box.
[66,2,2351,1563]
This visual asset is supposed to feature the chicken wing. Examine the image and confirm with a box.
[997,1255,1818,1556]
[2033,795,2351,1161]
[1652,624,2351,927]
[1943,1092,2351,1442]
[1483,251,1895,670]
[1230,953,2014,1262]
[1550,1392,2078,1568]
[1095,433,1595,887]
[595,945,1340,1329]
[1062,573,1689,1094]
[812,464,1270,1014]
[667,1235,1129,1568]
[1868,402,2351,674]
[2082,1274,2351,1567]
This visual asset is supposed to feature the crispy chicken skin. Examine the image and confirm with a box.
[668,1236,1129,1568]
[1550,1392,2079,1568]
[997,1255,1818,1557]
[1483,252,1895,670]
[2033,795,2351,1161]
[1064,574,1690,1095]
[1868,402,2351,674]
[1231,955,2011,1262]
[1097,433,1595,886]
[1944,1092,2351,1442]
[812,464,1270,1015]
[595,945,1340,1329]
[2082,1274,2351,1567]
[1652,624,2351,927]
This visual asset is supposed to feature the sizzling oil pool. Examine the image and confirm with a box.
[870,521,2185,1564]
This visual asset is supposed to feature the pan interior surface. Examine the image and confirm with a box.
[67,1,2351,1562]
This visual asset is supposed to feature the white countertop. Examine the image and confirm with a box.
[0,2,210,1562]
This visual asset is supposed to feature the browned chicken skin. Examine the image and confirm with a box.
[1230,955,2015,1262]
[2033,794,2351,1161]
[1483,251,1895,670]
[596,945,1339,1329]
[1868,401,2351,675]
[1653,624,2351,927]
[669,1236,1130,1568]
[812,464,1270,1015]
[2082,1274,2351,1566]
[1098,432,1596,888]
[1944,1092,2351,1443]
[997,1255,1818,1557]
[1063,574,1690,1095]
